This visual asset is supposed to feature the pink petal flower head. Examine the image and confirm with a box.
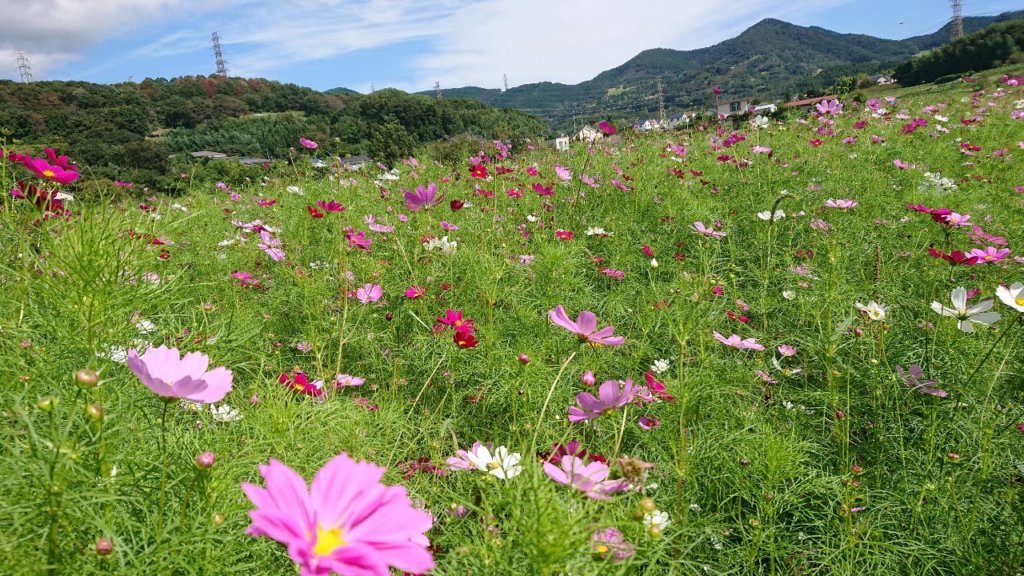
[242,454,434,576]
[279,369,325,397]
[966,246,1010,263]
[127,345,232,404]
[404,183,442,211]
[824,198,858,209]
[334,374,365,388]
[298,137,319,150]
[568,379,636,422]
[548,305,624,347]
[637,415,661,430]
[777,344,797,357]
[592,528,634,562]
[258,230,286,262]
[316,200,345,213]
[554,165,572,182]
[404,285,425,299]
[598,121,616,135]
[543,455,629,499]
[713,331,765,351]
[692,221,724,239]
[356,283,383,304]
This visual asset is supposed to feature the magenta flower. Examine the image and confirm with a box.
[543,455,629,499]
[568,379,636,422]
[824,198,858,209]
[777,344,797,357]
[592,528,634,562]
[549,305,624,346]
[356,283,383,304]
[598,121,616,135]
[713,331,765,351]
[345,228,372,251]
[258,230,286,262]
[554,165,572,182]
[404,285,425,299]
[334,374,365,388]
[404,183,442,211]
[299,137,319,149]
[126,345,232,404]
[316,200,344,213]
[8,151,80,184]
[242,453,434,576]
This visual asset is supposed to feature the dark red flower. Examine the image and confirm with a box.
[469,164,489,179]
[453,327,478,349]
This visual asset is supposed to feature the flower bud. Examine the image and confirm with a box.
[647,526,664,539]
[639,497,657,513]
[517,353,530,365]
[195,451,216,469]
[95,537,113,556]
[947,452,961,463]
[37,396,56,411]
[85,403,104,422]
[581,371,596,386]
[835,410,845,421]
[212,512,225,526]
[75,368,99,388]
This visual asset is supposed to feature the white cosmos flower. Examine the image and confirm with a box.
[651,359,670,374]
[931,287,1000,333]
[211,403,243,422]
[996,282,1024,312]
[757,210,785,221]
[643,509,671,530]
[855,300,888,321]
[465,445,522,480]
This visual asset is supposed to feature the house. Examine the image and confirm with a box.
[339,155,371,171]
[575,125,602,142]
[310,157,329,169]
[554,135,570,151]
[782,94,839,112]
[715,98,752,118]
[751,103,778,115]
[640,119,662,132]
[238,157,271,166]
[870,74,895,85]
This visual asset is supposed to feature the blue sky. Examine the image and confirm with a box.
[3,0,1022,93]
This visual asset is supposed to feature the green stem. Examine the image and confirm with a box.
[531,350,578,454]
[156,401,170,572]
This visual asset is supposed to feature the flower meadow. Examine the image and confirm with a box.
[2,70,1024,575]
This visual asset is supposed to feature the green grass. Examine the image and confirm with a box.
[1,67,1024,575]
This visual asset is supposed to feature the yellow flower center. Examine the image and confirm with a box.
[42,169,56,179]
[594,544,610,555]
[312,525,346,557]
[1016,297,1024,307]
[486,461,501,471]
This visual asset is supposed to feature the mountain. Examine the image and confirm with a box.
[350,10,1022,128]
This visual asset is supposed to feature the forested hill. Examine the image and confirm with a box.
[0,76,547,187]
[388,10,1023,127]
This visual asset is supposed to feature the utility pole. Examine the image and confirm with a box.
[951,0,964,40]
[211,32,228,77]
[657,77,666,124]
[15,51,33,83]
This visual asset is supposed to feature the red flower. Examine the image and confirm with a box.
[598,121,616,135]
[306,205,324,218]
[927,248,978,265]
[555,230,574,241]
[642,245,655,257]
[453,327,478,349]
[532,183,553,196]
[316,200,345,213]
[469,164,489,179]
[808,139,823,147]
[449,199,464,211]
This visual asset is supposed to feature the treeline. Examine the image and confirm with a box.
[0,76,547,189]
[896,18,1024,85]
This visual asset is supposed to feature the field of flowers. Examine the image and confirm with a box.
[2,67,1024,575]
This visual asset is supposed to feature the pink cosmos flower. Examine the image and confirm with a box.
[345,229,372,251]
[404,183,442,211]
[592,528,634,562]
[637,415,660,430]
[966,246,1010,263]
[242,453,434,576]
[543,455,630,499]
[532,182,553,196]
[555,230,574,241]
[298,137,319,149]
[127,345,232,403]
[279,370,325,397]
[713,331,765,351]
[356,283,383,304]
[316,200,344,213]
[549,305,625,346]
[815,99,842,116]
[893,159,910,170]
[598,121,616,135]
[404,286,425,299]
[334,374,365,388]
[777,344,797,357]
[554,165,572,182]
[824,198,858,209]
[692,221,724,239]
[259,230,286,262]
[568,379,636,422]
[8,151,80,184]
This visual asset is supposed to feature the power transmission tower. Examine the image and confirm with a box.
[951,0,964,40]
[503,73,508,93]
[211,32,228,77]
[434,81,442,100]
[15,51,33,83]
[656,77,666,124]
[370,83,375,94]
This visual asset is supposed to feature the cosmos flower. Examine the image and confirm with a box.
[549,305,625,346]
[591,528,634,562]
[242,453,434,576]
[896,364,947,398]
[855,300,888,321]
[931,287,1000,333]
[966,246,1010,263]
[568,379,636,422]
[713,332,765,351]
[447,442,522,479]
[404,183,442,211]
[543,455,630,499]
[692,221,725,239]
[996,282,1024,312]
[298,136,319,149]
[127,345,232,404]
[824,198,858,209]
[355,283,383,304]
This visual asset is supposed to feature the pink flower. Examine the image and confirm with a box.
[777,344,797,357]
[568,379,636,422]
[334,374,365,388]
[555,230,574,241]
[259,230,286,262]
[316,200,344,213]
[554,165,572,182]
[549,305,625,346]
[598,121,616,135]
[692,221,724,239]
[242,453,434,576]
[299,137,319,149]
[404,183,441,211]
[637,415,660,430]
[713,331,765,351]
[966,246,1010,263]
[356,283,383,304]
[345,229,372,251]
[8,151,80,184]
[543,455,629,499]
[404,286,425,299]
[893,159,910,170]
[127,345,232,403]
[824,198,857,209]
[279,370,325,397]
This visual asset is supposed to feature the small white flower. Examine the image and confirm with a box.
[135,319,156,334]
[931,287,1000,333]
[643,509,671,530]
[211,403,243,422]
[757,209,786,221]
[286,185,303,195]
[584,226,612,237]
[782,290,796,300]
[855,300,888,321]
[651,359,670,374]
[466,445,522,480]
[526,214,538,223]
[171,203,188,212]
[650,258,658,268]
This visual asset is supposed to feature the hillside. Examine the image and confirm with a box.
[353,10,1023,127]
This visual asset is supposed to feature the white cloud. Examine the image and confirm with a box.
[0,0,214,79]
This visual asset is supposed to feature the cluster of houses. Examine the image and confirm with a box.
[189,150,371,170]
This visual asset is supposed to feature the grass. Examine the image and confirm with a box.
[1,66,1023,575]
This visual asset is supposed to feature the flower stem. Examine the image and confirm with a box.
[156,401,170,572]
[531,350,577,454]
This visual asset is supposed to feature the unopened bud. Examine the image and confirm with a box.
[95,537,113,556]
[212,512,225,526]
[517,353,530,365]
[85,403,104,422]
[75,368,99,388]
[639,497,657,513]
[195,451,216,469]
[647,526,664,539]
[37,396,56,411]
[581,371,596,386]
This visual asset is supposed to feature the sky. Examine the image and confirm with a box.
[2,0,1022,94]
